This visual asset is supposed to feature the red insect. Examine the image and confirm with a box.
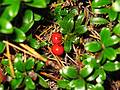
[51,32,62,44]
[51,44,64,56]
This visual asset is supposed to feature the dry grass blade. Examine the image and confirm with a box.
[6,42,15,78]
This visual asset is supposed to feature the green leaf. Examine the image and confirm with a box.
[20,21,34,33]
[112,0,120,12]
[75,13,84,25]
[92,8,108,14]
[74,25,87,35]
[11,78,23,90]
[0,84,4,90]
[116,47,120,54]
[1,59,9,66]
[0,18,13,34]
[87,69,100,81]
[108,8,118,21]
[100,27,111,47]
[94,84,104,90]
[87,83,95,90]
[5,66,12,76]
[14,55,25,72]
[103,61,120,71]
[22,0,33,2]
[79,64,93,78]
[36,61,45,71]
[39,41,48,48]
[59,17,74,34]
[38,75,49,88]
[90,17,109,25]
[113,23,120,35]
[60,66,78,79]
[103,48,116,60]
[105,35,120,47]
[92,0,111,8]
[12,28,26,42]
[23,10,33,24]
[25,76,35,90]
[25,58,35,71]
[96,69,106,84]
[34,13,41,21]
[1,0,20,21]
[64,39,72,53]
[26,0,46,8]
[15,70,24,79]
[28,38,40,49]
[57,80,69,89]
[69,79,85,90]
[0,41,5,54]
[85,41,102,52]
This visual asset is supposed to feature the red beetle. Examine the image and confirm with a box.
[51,32,62,44]
[51,44,64,56]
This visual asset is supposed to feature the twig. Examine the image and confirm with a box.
[3,41,47,62]
[6,42,15,78]
[19,43,47,62]
[40,72,60,81]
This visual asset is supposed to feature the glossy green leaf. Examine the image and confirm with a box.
[28,38,40,49]
[103,61,120,71]
[1,59,9,65]
[75,13,84,25]
[105,35,120,47]
[36,61,45,71]
[90,17,109,25]
[0,84,4,90]
[59,17,74,34]
[0,41,5,54]
[26,0,46,8]
[112,0,120,12]
[57,80,69,89]
[38,75,49,88]
[34,13,41,21]
[92,0,111,8]
[96,69,106,84]
[85,41,102,52]
[39,41,48,48]
[0,18,13,34]
[1,0,20,21]
[72,36,80,44]
[74,25,87,35]
[64,39,72,53]
[108,8,118,21]
[25,76,35,90]
[87,69,99,81]
[15,70,24,79]
[103,48,116,60]
[14,55,25,72]
[25,58,35,71]
[87,83,95,90]
[12,28,26,42]
[22,0,33,2]
[80,64,93,78]
[5,66,12,76]
[20,21,34,33]
[116,47,120,54]
[100,27,111,47]
[11,78,23,90]
[113,23,120,35]
[3,0,14,4]
[60,66,78,79]
[69,79,85,90]
[94,84,104,90]
[23,10,33,24]
[92,8,108,14]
